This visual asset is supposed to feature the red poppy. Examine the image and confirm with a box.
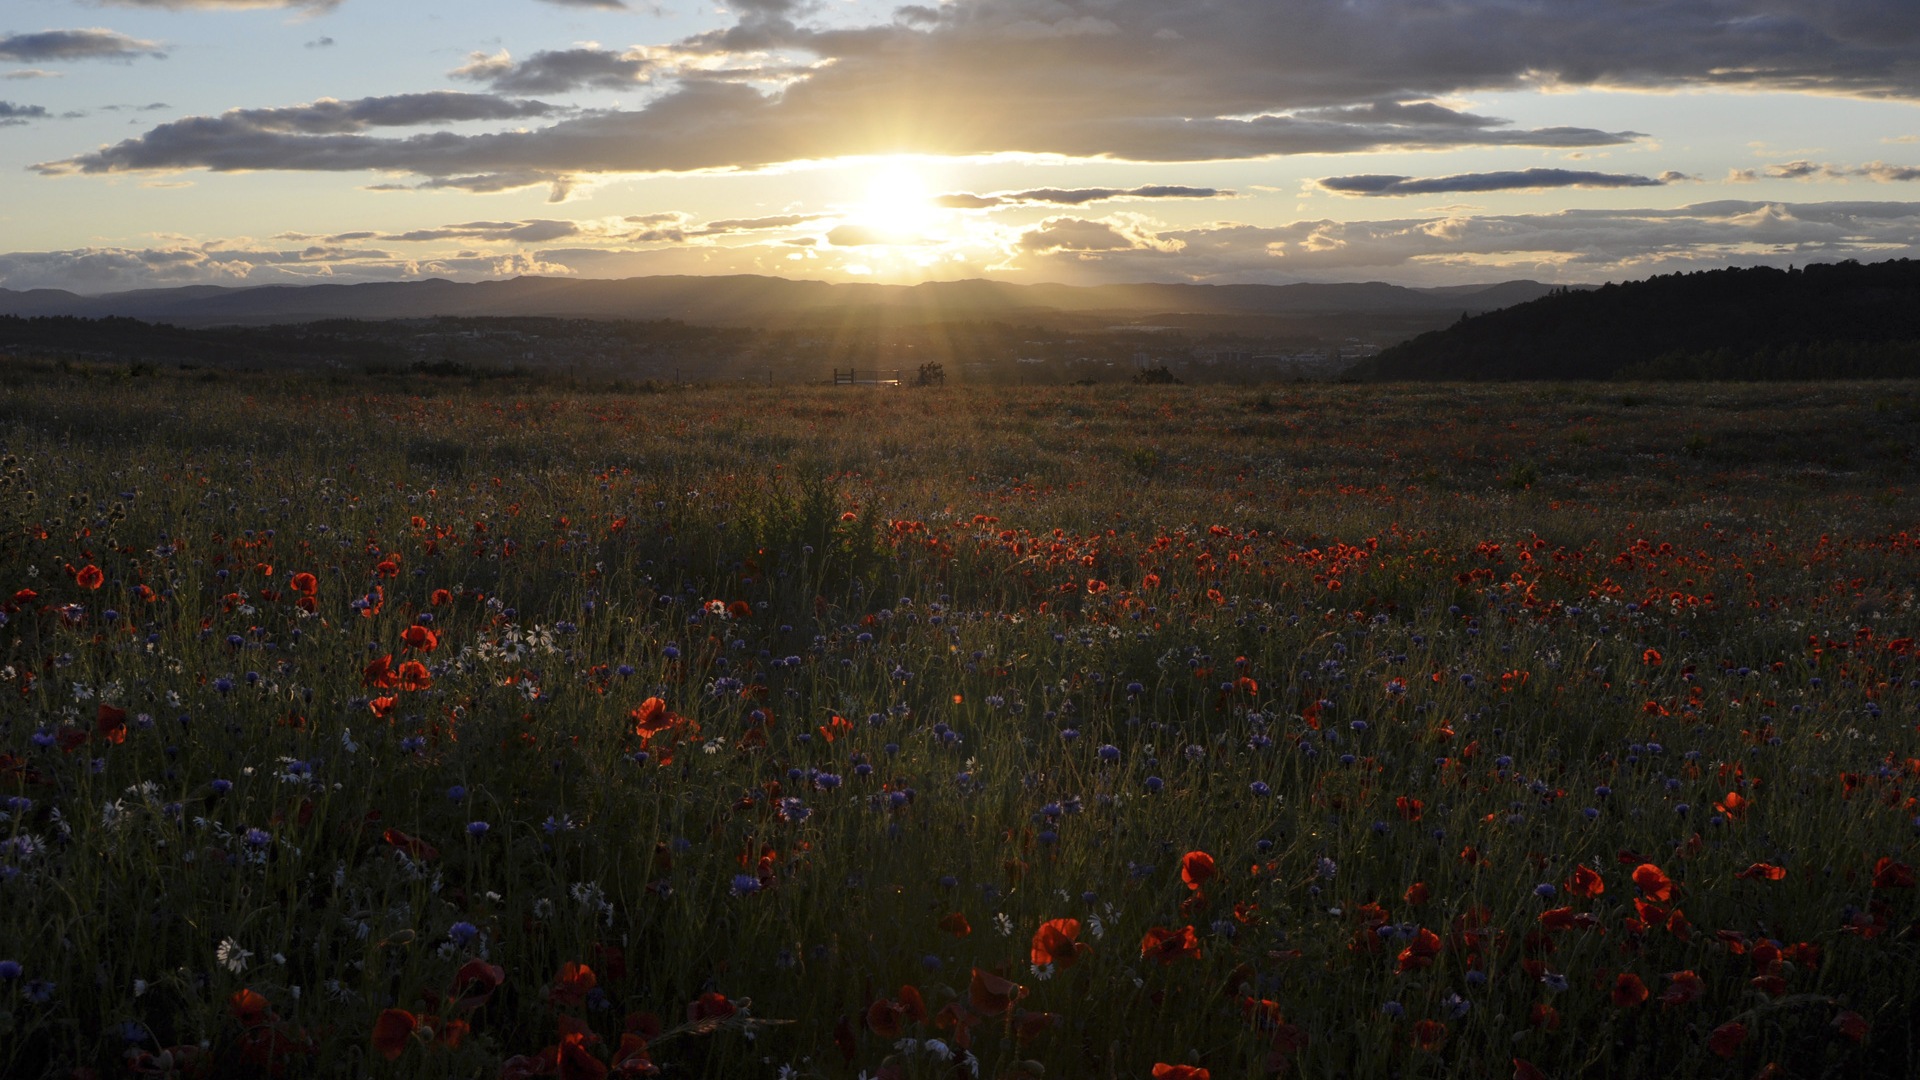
[1660,970,1705,1007]
[371,1008,418,1061]
[362,654,398,689]
[369,695,398,719]
[1611,973,1649,1008]
[381,828,439,861]
[1872,857,1915,889]
[1013,1009,1056,1045]
[401,624,440,652]
[609,1033,655,1077]
[1631,863,1675,902]
[230,988,273,1027]
[1413,1019,1448,1052]
[1140,925,1203,964]
[549,962,597,1007]
[933,1000,981,1050]
[867,998,908,1039]
[1404,881,1430,905]
[1180,851,1216,890]
[558,1030,609,1080]
[1642,648,1662,666]
[290,572,318,596]
[1528,1003,1560,1031]
[968,968,1027,1015]
[1735,862,1786,881]
[1151,1067,1209,1080]
[1512,1059,1545,1080]
[75,565,104,590]
[393,660,433,691]
[446,960,504,1013]
[939,912,972,937]
[1833,1010,1870,1042]
[1395,796,1424,821]
[430,587,453,606]
[686,992,737,1025]
[1567,865,1605,898]
[1707,1020,1747,1058]
[95,704,127,745]
[1396,927,1442,973]
[1031,918,1089,968]
[631,697,670,737]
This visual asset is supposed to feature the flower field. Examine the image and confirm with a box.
[1,373,1918,1079]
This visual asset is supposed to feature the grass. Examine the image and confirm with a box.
[0,371,1917,1079]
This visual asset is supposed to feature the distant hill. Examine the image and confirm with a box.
[1352,259,1920,381]
[0,274,1568,327]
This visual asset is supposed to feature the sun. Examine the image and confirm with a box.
[846,158,942,239]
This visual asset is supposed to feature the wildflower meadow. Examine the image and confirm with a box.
[2,371,1917,1079]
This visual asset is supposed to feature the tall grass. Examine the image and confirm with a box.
[0,372,1916,1078]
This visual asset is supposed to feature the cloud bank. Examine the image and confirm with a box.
[1318,168,1680,196]
[0,29,165,63]
[7,200,1915,293]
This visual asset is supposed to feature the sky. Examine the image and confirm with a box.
[2,0,1920,294]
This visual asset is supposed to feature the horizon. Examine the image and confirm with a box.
[3,2,1919,294]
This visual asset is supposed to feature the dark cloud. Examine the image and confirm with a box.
[34,0,1920,189]
[454,48,653,95]
[306,37,335,49]
[0,100,50,126]
[1318,168,1670,196]
[0,29,165,63]
[36,93,559,178]
[937,184,1232,209]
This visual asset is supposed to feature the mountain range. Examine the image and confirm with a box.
[0,275,1568,327]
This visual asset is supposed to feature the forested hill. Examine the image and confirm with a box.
[1351,259,1920,381]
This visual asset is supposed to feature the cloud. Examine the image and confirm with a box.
[537,0,629,7]
[695,213,824,234]
[6,199,1920,292]
[306,36,334,49]
[3,69,61,80]
[936,184,1232,209]
[825,223,932,246]
[363,219,588,244]
[31,0,1920,197]
[0,101,50,126]
[1762,159,1920,182]
[36,92,560,176]
[1016,218,1139,252]
[0,29,165,63]
[454,47,653,95]
[1318,168,1671,197]
[995,200,1920,285]
[98,0,343,10]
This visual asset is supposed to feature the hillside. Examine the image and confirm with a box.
[1352,259,1920,381]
